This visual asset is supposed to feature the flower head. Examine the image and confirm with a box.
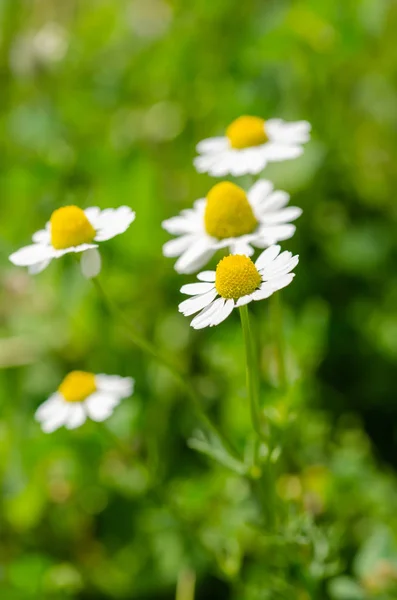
[162,179,301,274]
[179,245,298,329]
[35,371,134,432]
[9,205,136,278]
[194,116,311,177]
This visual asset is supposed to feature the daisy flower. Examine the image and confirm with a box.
[162,179,301,274]
[179,245,298,329]
[194,115,311,177]
[35,371,134,433]
[9,205,135,278]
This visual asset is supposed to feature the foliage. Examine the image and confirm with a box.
[1,0,397,598]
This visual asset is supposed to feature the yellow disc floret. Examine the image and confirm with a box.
[50,206,96,250]
[226,116,268,149]
[204,182,258,240]
[215,255,261,300]
[58,371,97,403]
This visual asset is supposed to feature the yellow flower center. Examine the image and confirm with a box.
[226,116,268,149]
[215,255,261,300]
[204,182,258,240]
[58,371,97,403]
[50,206,96,250]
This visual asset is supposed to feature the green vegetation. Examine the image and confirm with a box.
[1,0,397,598]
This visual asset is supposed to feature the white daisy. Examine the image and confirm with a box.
[179,246,298,329]
[162,179,301,274]
[9,205,136,279]
[35,371,134,433]
[194,115,311,177]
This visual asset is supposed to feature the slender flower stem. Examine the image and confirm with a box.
[239,305,265,442]
[176,569,196,600]
[270,292,287,389]
[239,304,276,529]
[91,278,242,463]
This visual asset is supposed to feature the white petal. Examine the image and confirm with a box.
[93,206,136,242]
[162,210,202,236]
[84,206,101,224]
[269,273,295,291]
[228,153,255,177]
[235,294,255,307]
[260,253,299,280]
[95,375,134,398]
[180,282,215,296]
[196,144,268,177]
[174,238,215,274]
[40,401,70,433]
[85,392,117,422]
[254,224,296,246]
[255,245,281,270]
[65,404,87,429]
[212,156,239,176]
[262,250,293,273]
[190,297,225,329]
[32,229,50,244]
[229,240,254,255]
[9,243,55,267]
[197,270,216,282]
[252,285,275,301]
[209,298,235,326]
[253,275,296,299]
[206,151,236,176]
[247,179,274,207]
[260,206,302,225]
[196,137,229,153]
[194,153,230,176]
[28,259,52,274]
[256,190,290,213]
[231,148,267,175]
[264,143,303,162]
[163,235,195,258]
[266,119,311,144]
[178,289,218,316]
[80,248,101,279]
[35,393,63,421]
[52,243,98,258]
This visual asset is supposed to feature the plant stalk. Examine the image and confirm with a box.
[91,277,242,464]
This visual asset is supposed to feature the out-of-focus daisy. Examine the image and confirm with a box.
[194,116,311,177]
[179,246,298,329]
[35,371,134,433]
[9,205,135,278]
[162,180,301,274]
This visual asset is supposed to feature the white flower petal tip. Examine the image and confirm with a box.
[80,248,101,279]
[162,179,302,274]
[35,372,135,433]
[9,205,136,275]
[194,116,311,177]
[9,244,55,267]
[91,206,136,241]
[179,248,298,329]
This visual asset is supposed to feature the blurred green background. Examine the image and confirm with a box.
[1,0,397,598]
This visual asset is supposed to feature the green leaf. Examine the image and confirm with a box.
[328,577,365,600]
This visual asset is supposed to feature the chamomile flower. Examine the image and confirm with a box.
[194,115,311,177]
[9,205,135,278]
[35,371,134,433]
[179,246,298,329]
[162,179,301,274]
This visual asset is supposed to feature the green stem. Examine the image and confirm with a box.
[176,569,196,600]
[270,292,287,389]
[91,278,242,463]
[239,305,276,528]
[239,305,265,443]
